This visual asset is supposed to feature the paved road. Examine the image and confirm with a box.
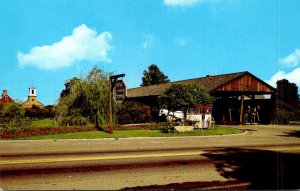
[1,125,300,190]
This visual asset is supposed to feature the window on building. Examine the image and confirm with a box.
[32,89,34,95]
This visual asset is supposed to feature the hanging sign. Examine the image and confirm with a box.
[113,80,126,103]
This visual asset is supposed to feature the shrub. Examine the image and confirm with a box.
[0,102,30,135]
[56,116,89,126]
[274,108,291,125]
[161,122,177,133]
[0,118,31,135]
[117,100,152,124]
[25,105,55,119]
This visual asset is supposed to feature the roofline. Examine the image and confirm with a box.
[128,71,248,91]
[171,71,247,84]
[243,71,276,91]
[0,95,13,100]
[207,71,247,92]
[127,71,276,99]
[209,71,276,93]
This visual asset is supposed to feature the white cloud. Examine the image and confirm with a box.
[266,68,300,88]
[279,49,300,68]
[142,35,155,49]
[17,24,112,70]
[163,0,203,7]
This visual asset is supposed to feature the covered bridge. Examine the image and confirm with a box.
[126,71,276,124]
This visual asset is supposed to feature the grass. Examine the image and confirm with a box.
[30,118,55,128]
[9,126,243,140]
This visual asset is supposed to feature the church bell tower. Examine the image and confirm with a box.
[22,87,44,109]
[29,87,37,97]
[28,87,37,103]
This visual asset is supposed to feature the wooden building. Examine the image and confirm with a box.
[126,71,276,124]
[0,90,14,105]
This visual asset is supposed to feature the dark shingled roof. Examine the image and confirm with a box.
[127,71,248,98]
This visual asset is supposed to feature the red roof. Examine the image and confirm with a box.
[0,95,13,104]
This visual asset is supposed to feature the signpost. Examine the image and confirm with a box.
[109,73,125,134]
[113,80,126,103]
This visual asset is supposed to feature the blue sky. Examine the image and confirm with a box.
[1,0,300,105]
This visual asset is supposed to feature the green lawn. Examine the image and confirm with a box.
[10,126,243,140]
[30,118,55,128]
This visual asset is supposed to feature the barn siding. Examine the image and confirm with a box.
[214,74,273,93]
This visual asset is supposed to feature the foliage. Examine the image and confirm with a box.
[40,105,54,118]
[274,108,290,125]
[1,102,24,118]
[1,121,168,138]
[117,100,152,124]
[59,77,81,98]
[54,67,111,126]
[141,64,170,87]
[25,105,54,119]
[4,126,243,140]
[274,79,300,124]
[0,102,30,135]
[25,105,42,118]
[158,83,213,119]
[161,121,176,133]
[1,126,98,139]
[276,79,299,106]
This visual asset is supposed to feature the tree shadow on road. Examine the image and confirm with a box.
[280,130,300,138]
[243,128,257,132]
[122,180,248,190]
[123,148,300,190]
[202,147,300,190]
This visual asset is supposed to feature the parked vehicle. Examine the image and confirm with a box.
[159,105,215,129]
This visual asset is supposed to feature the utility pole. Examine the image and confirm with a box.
[108,73,125,134]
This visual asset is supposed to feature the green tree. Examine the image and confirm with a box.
[24,105,54,119]
[158,83,213,120]
[60,77,80,98]
[141,64,170,86]
[274,79,300,124]
[0,102,30,135]
[117,100,152,124]
[276,79,299,106]
[43,105,54,118]
[54,67,111,127]
[25,105,42,119]
[1,102,25,119]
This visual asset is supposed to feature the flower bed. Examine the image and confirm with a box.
[0,123,168,139]
[0,126,98,139]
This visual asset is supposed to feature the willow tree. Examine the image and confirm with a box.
[55,68,110,126]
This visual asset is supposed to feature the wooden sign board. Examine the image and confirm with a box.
[113,80,126,103]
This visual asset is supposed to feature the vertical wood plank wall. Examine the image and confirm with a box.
[215,74,273,93]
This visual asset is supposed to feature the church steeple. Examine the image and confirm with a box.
[22,87,44,109]
[29,87,37,97]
